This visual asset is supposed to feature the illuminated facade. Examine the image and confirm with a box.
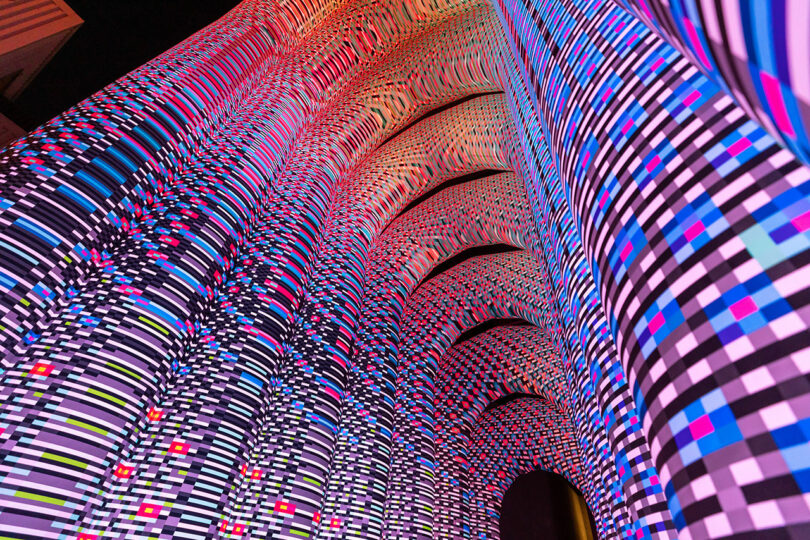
[0,0,808,539]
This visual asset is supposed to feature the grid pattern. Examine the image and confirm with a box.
[495,0,810,537]
[613,0,810,165]
[433,326,571,538]
[466,397,583,539]
[0,0,808,538]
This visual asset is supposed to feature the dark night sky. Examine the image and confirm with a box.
[10,1,240,130]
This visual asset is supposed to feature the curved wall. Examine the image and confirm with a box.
[0,0,808,539]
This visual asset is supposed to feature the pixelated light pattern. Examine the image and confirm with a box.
[0,0,808,538]
[466,396,584,539]
[433,325,570,537]
[613,0,810,165]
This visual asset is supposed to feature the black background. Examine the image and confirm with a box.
[8,1,240,130]
[500,469,598,539]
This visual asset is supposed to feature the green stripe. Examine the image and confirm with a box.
[87,387,126,407]
[14,490,66,506]
[289,530,310,537]
[41,452,87,469]
[106,361,141,380]
[66,417,107,436]
[138,315,169,335]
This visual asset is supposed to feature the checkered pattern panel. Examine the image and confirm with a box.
[494,0,810,537]
[466,397,583,539]
[433,326,574,538]
[613,0,810,165]
[0,0,808,538]
[317,94,520,538]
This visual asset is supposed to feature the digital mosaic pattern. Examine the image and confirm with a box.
[433,325,571,537]
[320,93,521,539]
[494,0,810,537]
[612,0,810,165]
[0,0,808,539]
[466,396,584,539]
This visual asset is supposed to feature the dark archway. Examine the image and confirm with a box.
[500,469,597,540]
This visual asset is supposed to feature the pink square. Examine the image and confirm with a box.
[684,221,705,242]
[683,89,701,107]
[689,415,714,440]
[621,118,634,135]
[730,296,757,320]
[648,312,665,334]
[792,210,810,232]
[599,190,610,209]
[169,441,190,455]
[620,241,634,262]
[727,137,751,157]
[137,503,162,518]
[646,155,661,172]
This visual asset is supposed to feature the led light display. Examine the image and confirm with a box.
[0,0,808,539]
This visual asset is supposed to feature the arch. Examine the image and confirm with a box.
[319,107,531,535]
[466,397,587,539]
[433,325,573,537]
[0,0,807,539]
[499,468,596,540]
[202,11,508,537]
[382,251,573,538]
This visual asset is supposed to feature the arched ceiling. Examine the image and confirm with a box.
[0,0,808,539]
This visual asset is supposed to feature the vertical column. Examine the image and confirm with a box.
[497,0,810,536]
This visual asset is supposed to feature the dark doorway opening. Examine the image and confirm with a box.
[500,469,598,540]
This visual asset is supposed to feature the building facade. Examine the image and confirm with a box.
[0,0,82,101]
[0,0,808,539]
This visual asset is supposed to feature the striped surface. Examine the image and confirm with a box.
[0,0,808,539]
[0,1,70,42]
